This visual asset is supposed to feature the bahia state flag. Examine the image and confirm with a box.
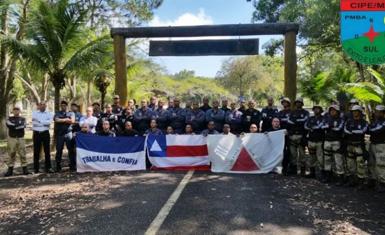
[76,133,146,172]
[147,134,210,170]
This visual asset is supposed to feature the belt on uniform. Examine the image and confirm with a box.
[33,130,49,134]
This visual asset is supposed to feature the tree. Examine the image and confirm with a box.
[3,0,110,112]
[0,0,31,138]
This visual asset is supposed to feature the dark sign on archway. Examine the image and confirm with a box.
[110,23,299,105]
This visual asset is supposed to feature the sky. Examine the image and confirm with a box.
[139,0,282,77]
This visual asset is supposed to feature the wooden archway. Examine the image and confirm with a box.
[110,23,299,105]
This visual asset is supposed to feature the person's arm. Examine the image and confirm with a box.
[40,112,52,127]
[6,118,15,127]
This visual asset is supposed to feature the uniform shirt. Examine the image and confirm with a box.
[117,114,134,132]
[344,118,368,143]
[221,106,230,113]
[111,104,123,115]
[80,116,98,134]
[225,109,243,133]
[261,106,278,132]
[119,129,139,137]
[185,109,206,133]
[134,108,154,134]
[206,108,226,132]
[304,114,324,142]
[72,112,83,133]
[6,116,26,138]
[154,108,169,130]
[169,107,186,134]
[277,109,291,131]
[145,128,163,135]
[200,105,211,112]
[32,110,53,132]
[242,108,261,132]
[201,129,219,136]
[288,109,309,135]
[97,130,116,137]
[54,111,75,136]
[148,103,157,111]
[369,118,385,144]
[322,115,344,141]
[98,112,118,132]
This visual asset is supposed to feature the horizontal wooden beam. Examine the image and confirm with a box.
[111,23,299,38]
[149,39,259,56]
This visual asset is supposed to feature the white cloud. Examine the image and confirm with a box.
[149,8,213,27]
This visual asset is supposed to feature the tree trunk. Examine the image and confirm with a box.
[86,79,92,106]
[0,103,7,139]
[54,86,61,112]
[101,91,106,110]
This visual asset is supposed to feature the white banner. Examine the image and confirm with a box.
[207,130,285,174]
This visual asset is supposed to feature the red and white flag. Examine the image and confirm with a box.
[147,134,210,170]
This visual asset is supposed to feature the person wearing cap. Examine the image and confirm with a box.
[322,105,345,184]
[111,95,123,115]
[206,100,226,133]
[277,97,292,175]
[288,97,309,176]
[54,100,75,172]
[368,105,385,192]
[344,98,360,120]
[134,100,154,135]
[242,100,261,133]
[186,101,206,134]
[4,106,28,176]
[304,105,325,179]
[153,100,170,132]
[344,105,368,187]
[225,102,243,135]
[32,101,53,173]
[261,97,278,133]
[168,98,186,134]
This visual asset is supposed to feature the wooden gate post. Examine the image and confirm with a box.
[113,35,127,106]
[284,31,297,104]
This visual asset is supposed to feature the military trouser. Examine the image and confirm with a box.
[289,134,306,167]
[308,141,323,169]
[324,141,344,174]
[370,143,385,183]
[6,137,27,167]
[367,143,377,180]
[346,143,367,179]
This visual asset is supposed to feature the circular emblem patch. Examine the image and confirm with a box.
[341,0,385,64]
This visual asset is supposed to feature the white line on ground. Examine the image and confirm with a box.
[144,170,194,235]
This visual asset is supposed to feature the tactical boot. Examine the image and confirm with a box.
[22,167,30,175]
[4,167,13,177]
[306,167,316,179]
[300,167,306,177]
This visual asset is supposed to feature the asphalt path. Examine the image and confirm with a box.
[0,170,385,235]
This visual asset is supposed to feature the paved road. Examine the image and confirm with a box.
[0,171,384,235]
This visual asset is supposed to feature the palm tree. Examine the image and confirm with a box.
[2,0,110,111]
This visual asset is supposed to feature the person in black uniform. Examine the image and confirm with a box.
[112,95,123,115]
[200,97,211,112]
[154,100,169,132]
[98,104,119,133]
[118,108,135,133]
[261,97,278,132]
[169,98,186,134]
[54,101,75,172]
[134,100,154,135]
[287,97,309,176]
[4,106,28,176]
[304,105,325,179]
[97,120,116,137]
[119,121,139,136]
[185,101,206,134]
[242,100,261,132]
[221,99,230,113]
[92,102,102,119]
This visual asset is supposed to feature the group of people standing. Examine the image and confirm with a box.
[3,95,385,193]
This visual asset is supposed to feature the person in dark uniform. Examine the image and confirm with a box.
[149,96,157,110]
[69,103,82,172]
[305,105,325,179]
[287,97,309,176]
[322,105,345,184]
[112,95,123,115]
[97,120,116,137]
[200,97,211,112]
[206,100,225,133]
[134,100,154,135]
[261,97,278,132]
[238,100,247,114]
[344,105,368,188]
[145,119,163,135]
[242,100,261,132]
[201,121,219,136]
[154,100,169,132]
[277,97,292,175]
[267,117,282,132]
[118,108,135,133]
[185,101,206,134]
[169,98,186,134]
[4,106,28,176]
[92,102,102,119]
[221,99,230,113]
[98,104,119,132]
[54,101,75,172]
[226,102,243,135]
[119,121,139,137]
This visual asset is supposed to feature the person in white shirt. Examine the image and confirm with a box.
[32,101,53,173]
[80,107,98,134]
